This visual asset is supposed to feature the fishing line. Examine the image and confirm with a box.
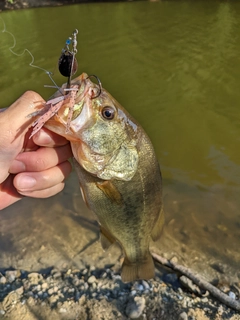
[0,16,60,90]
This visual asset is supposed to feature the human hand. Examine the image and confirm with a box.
[0,91,73,210]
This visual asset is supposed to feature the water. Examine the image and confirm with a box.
[0,2,240,280]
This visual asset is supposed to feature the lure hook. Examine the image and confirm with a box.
[87,74,102,99]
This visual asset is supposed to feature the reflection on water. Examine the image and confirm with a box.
[0,1,240,280]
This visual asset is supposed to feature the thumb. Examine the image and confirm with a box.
[0,91,45,183]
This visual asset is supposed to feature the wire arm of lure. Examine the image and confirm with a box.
[86,75,102,99]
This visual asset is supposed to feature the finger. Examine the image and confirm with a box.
[0,175,22,210]
[15,182,66,199]
[13,161,72,193]
[32,128,69,147]
[1,91,45,136]
[9,144,73,174]
[0,91,45,183]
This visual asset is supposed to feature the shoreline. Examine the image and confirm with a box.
[0,0,135,12]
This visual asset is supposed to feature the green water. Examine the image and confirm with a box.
[0,2,240,279]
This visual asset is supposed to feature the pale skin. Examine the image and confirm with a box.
[0,91,73,210]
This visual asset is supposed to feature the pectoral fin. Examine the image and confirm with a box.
[96,181,122,205]
[100,226,116,250]
[151,208,165,242]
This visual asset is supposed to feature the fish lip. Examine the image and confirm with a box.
[69,79,97,133]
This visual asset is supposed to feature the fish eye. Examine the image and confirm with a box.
[101,106,115,120]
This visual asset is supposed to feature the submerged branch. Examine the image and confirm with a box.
[151,252,240,312]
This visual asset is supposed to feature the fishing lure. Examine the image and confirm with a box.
[29,33,103,139]
[58,29,78,86]
[1,19,101,138]
[28,30,80,138]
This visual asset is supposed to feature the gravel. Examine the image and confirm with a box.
[0,265,239,320]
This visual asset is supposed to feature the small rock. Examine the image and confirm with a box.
[0,277,6,284]
[48,288,54,295]
[126,297,146,319]
[179,312,188,320]
[28,273,43,285]
[228,291,236,299]
[41,282,49,290]
[48,294,59,305]
[82,269,88,275]
[53,272,62,279]
[5,270,20,283]
[53,286,58,293]
[88,275,96,284]
[72,278,80,286]
[0,310,5,315]
[59,307,67,313]
[142,280,150,290]
[170,256,178,264]
[130,290,137,296]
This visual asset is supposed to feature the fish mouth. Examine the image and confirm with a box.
[69,73,100,133]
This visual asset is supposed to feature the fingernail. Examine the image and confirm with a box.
[17,176,36,189]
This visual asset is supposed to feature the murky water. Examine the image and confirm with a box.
[0,2,240,281]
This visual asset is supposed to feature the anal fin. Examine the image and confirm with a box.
[100,226,116,251]
[151,208,165,242]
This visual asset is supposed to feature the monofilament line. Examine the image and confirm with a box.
[0,16,60,91]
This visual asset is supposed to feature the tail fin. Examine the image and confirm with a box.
[121,253,155,283]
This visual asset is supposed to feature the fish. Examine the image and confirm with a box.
[32,73,164,282]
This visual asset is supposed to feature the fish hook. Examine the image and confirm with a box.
[86,74,102,99]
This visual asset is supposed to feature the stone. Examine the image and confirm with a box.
[5,270,20,283]
[126,297,146,319]
[88,275,96,284]
[179,312,188,320]
[228,291,236,300]
[0,277,6,284]
[28,273,43,285]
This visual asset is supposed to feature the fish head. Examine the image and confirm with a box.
[46,73,140,181]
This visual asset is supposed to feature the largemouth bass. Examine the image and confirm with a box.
[33,73,164,282]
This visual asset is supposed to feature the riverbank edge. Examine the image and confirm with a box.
[0,0,137,12]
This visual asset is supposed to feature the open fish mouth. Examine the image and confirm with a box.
[28,73,102,138]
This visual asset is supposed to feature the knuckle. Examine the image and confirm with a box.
[22,91,43,102]
[35,157,48,171]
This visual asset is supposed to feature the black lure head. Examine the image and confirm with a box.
[59,51,78,77]
[58,29,78,84]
